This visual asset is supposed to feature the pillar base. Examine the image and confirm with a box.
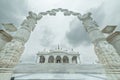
[0,68,13,80]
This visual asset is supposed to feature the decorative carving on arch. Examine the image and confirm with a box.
[36,8,83,21]
[38,8,81,17]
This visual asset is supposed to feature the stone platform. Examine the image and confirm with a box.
[13,63,107,80]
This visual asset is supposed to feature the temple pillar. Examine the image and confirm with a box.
[77,56,81,64]
[0,11,41,80]
[78,12,120,80]
[45,56,49,63]
[69,56,73,64]
[0,68,13,80]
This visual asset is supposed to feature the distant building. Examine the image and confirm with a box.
[37,47,80,64]
[13,47,106,80]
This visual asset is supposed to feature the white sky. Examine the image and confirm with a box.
[27,0,104,13]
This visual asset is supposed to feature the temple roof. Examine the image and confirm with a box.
[37,47,79,56]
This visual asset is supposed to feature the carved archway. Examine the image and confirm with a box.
[0,8,120,80]
[36,8,82,20]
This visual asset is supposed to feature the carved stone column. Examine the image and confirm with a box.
[78,12,120,80]
[0,11,41,80]
[68,56,73,64]
[45,56,49,63]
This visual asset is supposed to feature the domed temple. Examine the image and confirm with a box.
[37,47,80,64]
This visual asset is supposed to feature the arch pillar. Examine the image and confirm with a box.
[61,55,63,63]
[77,56,81,64]
[78,12,120,80]
[0,11,40,80]
[45,55,49,63]
[69,56,73,64]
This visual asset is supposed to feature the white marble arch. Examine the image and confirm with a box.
[0,8,120,80]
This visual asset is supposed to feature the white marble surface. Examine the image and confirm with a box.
[0,8,120,80]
